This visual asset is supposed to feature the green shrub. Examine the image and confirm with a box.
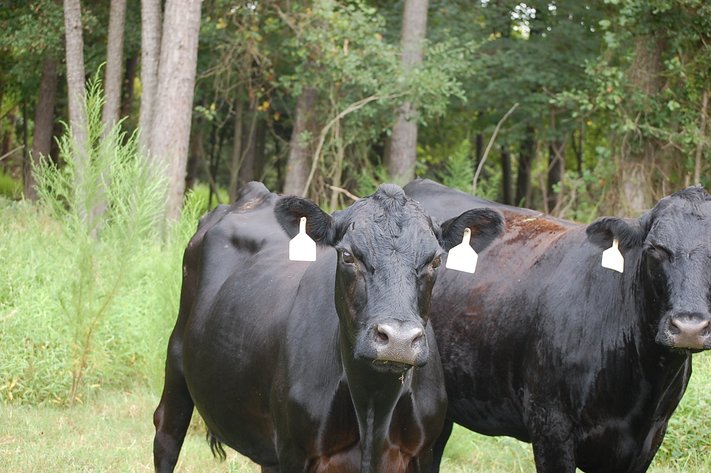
[0,76,200,406]
[0,168,21,199]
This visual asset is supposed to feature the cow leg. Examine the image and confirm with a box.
[529,409,576,473]
[429,418,453,473]
[153,348,194,473]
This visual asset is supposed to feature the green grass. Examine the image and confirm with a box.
[0,379,708,472]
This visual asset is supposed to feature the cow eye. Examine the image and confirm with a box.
[431,255,442,269]
[341,250,356,264]
[648,244,673,261]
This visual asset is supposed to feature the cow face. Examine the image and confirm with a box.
[276,184,503,373]
[587,186,711,351]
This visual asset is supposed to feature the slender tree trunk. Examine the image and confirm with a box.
[149,0,202,220]
[228,98,245,201]
[253,117,266,182]
[63,0,88,184]
[185,117,203,192]
[547,139,565,214]
[385,0,428,184]
[501,145,512,205]
[693,90,708,185]
[238,100,261,186]
[516,125,535,207]
[25,56,59,200]
[139,0,162,154]
[283,86,318,196]
[102,0,128,132]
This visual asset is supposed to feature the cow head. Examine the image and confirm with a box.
[587,186,711,352]
[275,184,503,373]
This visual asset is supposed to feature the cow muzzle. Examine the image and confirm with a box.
[660,312,711,351]
[370,322,428,371]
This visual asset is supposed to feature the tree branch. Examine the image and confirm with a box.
[472,102,519,194]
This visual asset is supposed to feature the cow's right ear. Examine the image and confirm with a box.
[586,217,646,250]
[439,208,504,253]
[274,196,336,245]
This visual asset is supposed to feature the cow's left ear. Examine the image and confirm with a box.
[274,196,336,245]
[439,209,504,253]
[586,217,646,250]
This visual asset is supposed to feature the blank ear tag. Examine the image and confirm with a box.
[601,238,624,273]
[445,228,478,274]
[289,217,316,262]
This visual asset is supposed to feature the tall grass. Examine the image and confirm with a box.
[0,78,202,406]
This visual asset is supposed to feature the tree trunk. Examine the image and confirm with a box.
[283,86,318,196]
[239,111,265,187]
[102,0,128,132]
[547,139,565,214]
[149,0,201,220]
[228,98,245,202]
[139,0,162,154]
[515,125,535,207]
[63,0,88,186]
[185,117,203,192]
[617,36,664,215]
[385,0,429,184]
[693,90,708,185]
[25,56,59,200]
[501,145,512,205]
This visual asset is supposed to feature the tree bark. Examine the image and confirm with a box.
[693,90,708,185]
[239,111,265,187]
[617,36,664,216]
[149,0,201,220]
[102,0,128,132]
[515,125,535,207]
[385,0,429,184]
[547,139,565,214]
[63,0,88,185]
[501,145,512,205]
[228,98,245,202]
[139,0,162,154]
[283,86,318,196]
[25,56,59,200]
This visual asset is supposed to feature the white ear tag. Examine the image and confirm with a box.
[445,228,478,274]
[288,217,317,262]
[601,238,624,273]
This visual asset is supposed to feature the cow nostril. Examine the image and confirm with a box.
[375,325,390,343]
[670,319,682,335]
[411,329,425,347]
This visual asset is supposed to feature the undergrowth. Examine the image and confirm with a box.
[0,77,203,406]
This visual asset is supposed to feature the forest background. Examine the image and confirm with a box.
[0,0,710,472]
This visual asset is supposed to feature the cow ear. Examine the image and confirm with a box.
[274,196,336,245]
[586,217,646,250]
[439,209,504,253]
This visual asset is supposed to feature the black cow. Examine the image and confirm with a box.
[404,179,711,473]
[152,182,504,473]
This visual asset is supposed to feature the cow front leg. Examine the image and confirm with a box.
[153,349,195,473]
[529,409,576,473]
[429,419,453,473]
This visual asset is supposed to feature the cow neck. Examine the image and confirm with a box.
[338,329,412,473]
[625,249,691,387]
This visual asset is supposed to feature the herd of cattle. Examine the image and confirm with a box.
[152,179,711,473]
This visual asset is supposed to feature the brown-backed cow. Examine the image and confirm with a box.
[153,182,504,473]
[404,179,711,473]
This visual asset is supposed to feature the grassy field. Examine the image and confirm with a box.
[1,116,709,473]
[1,370,709,473]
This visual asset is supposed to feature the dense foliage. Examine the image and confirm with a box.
[1,1,708,217]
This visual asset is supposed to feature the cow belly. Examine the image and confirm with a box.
[307,446,415,473]
[449,397,529,441]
